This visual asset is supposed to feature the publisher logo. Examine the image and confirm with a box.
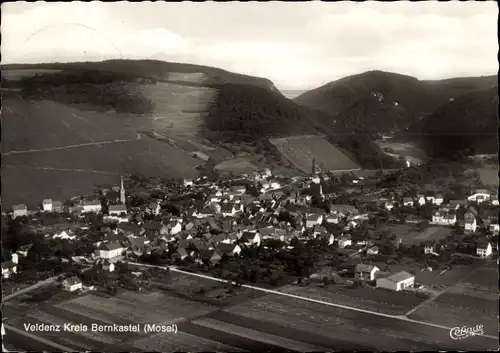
[449,324,484,340]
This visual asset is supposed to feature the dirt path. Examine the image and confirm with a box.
[3,133,141,156]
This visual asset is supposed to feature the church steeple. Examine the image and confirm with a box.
[120,176,126,204]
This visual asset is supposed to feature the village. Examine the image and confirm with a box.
[2,160,498,299]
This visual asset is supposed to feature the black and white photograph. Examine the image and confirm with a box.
[1,1,498,352]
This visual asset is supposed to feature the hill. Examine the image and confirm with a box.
[404,86,499,158]
[2,59,336,208]
[294,70,497,135]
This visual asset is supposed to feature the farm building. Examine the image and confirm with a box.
[376,271,415,292]
[62,276,83,292]
[12,204,28,218]
[355,264,379,281]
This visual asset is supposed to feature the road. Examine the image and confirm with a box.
[3,275,59,302]
[3,165,130,176]
[126,261,497,340]
[3,133,141,156]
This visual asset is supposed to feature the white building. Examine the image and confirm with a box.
[432,211,456,226]
[42,199,53,212]
[403,198,414,207]
[467,190,491,204]
[476,242,493,257]
[98,242,126,259]
[433,195,444,206]
[12,204,28,219]
[52,230,76,240]
[82,200,102,213]
[337,235,352,249]
[376,271,415,291]
[1,253,18,279]
[62,276,83,292]
[355,264,379,281]
[306,214,323,228]
[183,179,194,187]
[417,195,426,206]
[367,246,379,255]
[464,212,477,233]
[385,201,394,211]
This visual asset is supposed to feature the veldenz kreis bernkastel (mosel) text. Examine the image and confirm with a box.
[24,323,178,334]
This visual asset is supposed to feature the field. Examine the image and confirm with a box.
[223,293,496,351]
[2,69,63,79]
[5,289,221,352]
[409,263,499,336]
[381,224,451,246]
[278,283,426,315]
[215,157,259,173]
[270,135,360,173]
[477,166,499,186]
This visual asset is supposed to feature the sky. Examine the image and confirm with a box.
[2,1,498,90]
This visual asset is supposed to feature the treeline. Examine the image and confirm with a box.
[14,71,156,114]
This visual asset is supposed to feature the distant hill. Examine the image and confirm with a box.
[405,86,498,157]
[294,70,497,135]
[2,60,331,144]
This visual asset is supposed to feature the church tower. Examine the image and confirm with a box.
[120,176,126,205]
[312,159,317,175]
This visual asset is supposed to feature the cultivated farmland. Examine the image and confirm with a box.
[279,284,426,315]
[380,224,451,246]
[409,263,499,336]
[269,135,360,173]
[224,293,497,351]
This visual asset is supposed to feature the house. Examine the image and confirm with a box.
[183,179,194,187]
[325,214,340,224]
[337,235,352,249]
[194,207,214,219]
[424,243,440,256]
[217,243,242,256]
[221,203,241,217]
[402,198,414,207]
[62,276,83,292]
[417,195,426,206]
[101,260,115,272]
[489,217,499,234]
[231,185,247,195]
[173,247,189,260]
[385,201,395,211]
[476,241,493,257]
[330,204,359,218]
[367,246,379,255]
[490,194,499,206]
[306,214,323,228]
[448,200,467,209]
[53,230,77,240]
[468,189,491,203]
[42,199,53,212]
[1,254,18,279]
[169,221,183,235]
[16,243,34,258]
[82,200,102,213]
[98,242,126,259]
[198,249,222,265]
[12,204,28,218]
[464,212,477,233]
[109,204,127,216]
[433,195,444,206]
[376,271,415,291]
[239,231,261,247]
[355,264,379,281]
[269,180,281,189]
[432,211,456,226]
[52,201,63,213]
